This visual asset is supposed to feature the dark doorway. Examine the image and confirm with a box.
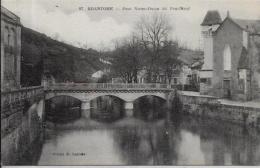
[223,80,231,99]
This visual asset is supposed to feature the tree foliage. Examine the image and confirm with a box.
[111,35,142,83]
[110,13,180,84]
[136,14,177,82]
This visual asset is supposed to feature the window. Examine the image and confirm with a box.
[223,45,231,70]
[3,26,16,80]
[200,78,211,85]
[4,26,10,46]
[200,78,207,83]
[10,28,16,47]
[4,27,16,55]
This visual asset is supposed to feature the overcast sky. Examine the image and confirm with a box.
[2,0,260,50]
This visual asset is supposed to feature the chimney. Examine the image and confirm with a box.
[227,11,230,18]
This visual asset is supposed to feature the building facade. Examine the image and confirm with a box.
[200,10,260,100]
[1,7,21,91]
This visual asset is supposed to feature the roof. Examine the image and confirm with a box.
[191,60,204,69]
[202,10,260,35]
[99,58,112,65]
[1,6,21,25]
[201,10,222,26]
[91,70,104,78]
[238,47,249,69]
[233,19,260,34]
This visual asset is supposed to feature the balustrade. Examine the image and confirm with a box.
[45,83,176,90]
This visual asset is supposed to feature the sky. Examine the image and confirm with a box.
[2,0,260,50]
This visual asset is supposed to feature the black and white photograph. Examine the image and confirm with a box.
[1,0,260,166]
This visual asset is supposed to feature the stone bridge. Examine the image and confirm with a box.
[44,83,176,118]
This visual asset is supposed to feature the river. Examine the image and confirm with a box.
[19,116,260,165]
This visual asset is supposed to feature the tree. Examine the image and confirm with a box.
[111,35,142,83]
[136,13,173,82]
[159,40,180,84]
[110,13,180,84]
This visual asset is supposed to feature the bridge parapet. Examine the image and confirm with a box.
[1,86,44,118]
[45,83,176,91]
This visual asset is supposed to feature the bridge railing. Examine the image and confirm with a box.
[45,83,177,90]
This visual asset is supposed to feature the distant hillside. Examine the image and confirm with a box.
[21,27,103,86]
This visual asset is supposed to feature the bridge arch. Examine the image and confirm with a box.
[83,92,167,102]
[45,95,82,123]
[46,95,82,102]
[45,93,83,101]
[133,95,167,121]
[133,94,167,102]
[89,95,126,121]
[88,94,126,102]
[45,92,167,102]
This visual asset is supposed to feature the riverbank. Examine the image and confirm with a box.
[181,91,260,128]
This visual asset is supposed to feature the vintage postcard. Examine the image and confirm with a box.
[1,0,260,167]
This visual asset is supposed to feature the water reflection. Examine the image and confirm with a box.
[38,129,123,165]
[113,125,180,165]
[46,96,81,123]
[24,117,260,165]
[133,96,166,121]
[90,96,124,122]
